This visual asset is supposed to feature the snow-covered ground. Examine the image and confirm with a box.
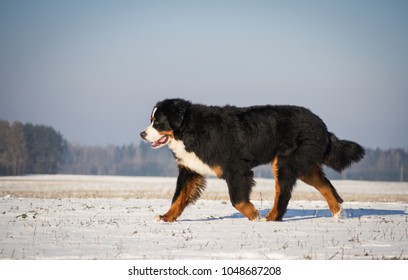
[0,175,407,260]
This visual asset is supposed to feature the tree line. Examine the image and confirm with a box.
[1,120,407,181]
[0,120,65,175]
[60,141,177,176]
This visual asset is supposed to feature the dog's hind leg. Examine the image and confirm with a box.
[299,165,343,217]
[155,166,206,222]
[263,156,296,221]
[226,170,259,221]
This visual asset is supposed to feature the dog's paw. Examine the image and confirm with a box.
[250,215,260,222]
[333,206,346,219]
[154,215,163,222]
[154,215,175,222]
[260,217,277,222]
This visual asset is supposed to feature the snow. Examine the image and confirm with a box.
[0,175,407,260]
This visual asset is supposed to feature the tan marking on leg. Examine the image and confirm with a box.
[264,156,280,221]
[299,165,342,216]
[158,173,203,222]
[234,202,259,221]
[157,194,185,222]
[187,174,206,203]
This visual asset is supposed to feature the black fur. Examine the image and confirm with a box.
[325,133,366,172]
[141,98,365,221]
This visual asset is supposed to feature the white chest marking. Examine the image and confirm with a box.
[168,139,216,176]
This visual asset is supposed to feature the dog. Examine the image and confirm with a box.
[140,98,365,222]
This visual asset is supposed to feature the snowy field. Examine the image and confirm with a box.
[0,175,407,260]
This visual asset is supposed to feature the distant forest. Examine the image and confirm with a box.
[1,120,407,181]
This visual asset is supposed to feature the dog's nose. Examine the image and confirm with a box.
[140,131,147,139]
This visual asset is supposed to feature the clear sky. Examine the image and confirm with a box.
[1,0,407,149]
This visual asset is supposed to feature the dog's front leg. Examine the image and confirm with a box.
[155,166,206,222]
[226,170,259,221]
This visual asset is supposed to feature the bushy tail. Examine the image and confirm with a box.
[324,133,365,172]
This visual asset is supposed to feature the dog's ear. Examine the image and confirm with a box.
[170,99,190,129]
[157,98,191,130]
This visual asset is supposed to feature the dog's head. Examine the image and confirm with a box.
[140,98,190,149]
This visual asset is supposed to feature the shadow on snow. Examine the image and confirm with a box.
[182,208,407,222]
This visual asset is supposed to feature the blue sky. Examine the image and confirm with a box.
[1,0,407,148]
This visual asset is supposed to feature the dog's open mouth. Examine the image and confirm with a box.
[150,135,169,148]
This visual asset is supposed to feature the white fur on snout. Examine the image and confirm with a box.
[143,122,162,143]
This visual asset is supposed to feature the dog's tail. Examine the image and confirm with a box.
[324,132,365,172]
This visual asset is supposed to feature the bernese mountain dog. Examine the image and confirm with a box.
[140,98,365,222]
